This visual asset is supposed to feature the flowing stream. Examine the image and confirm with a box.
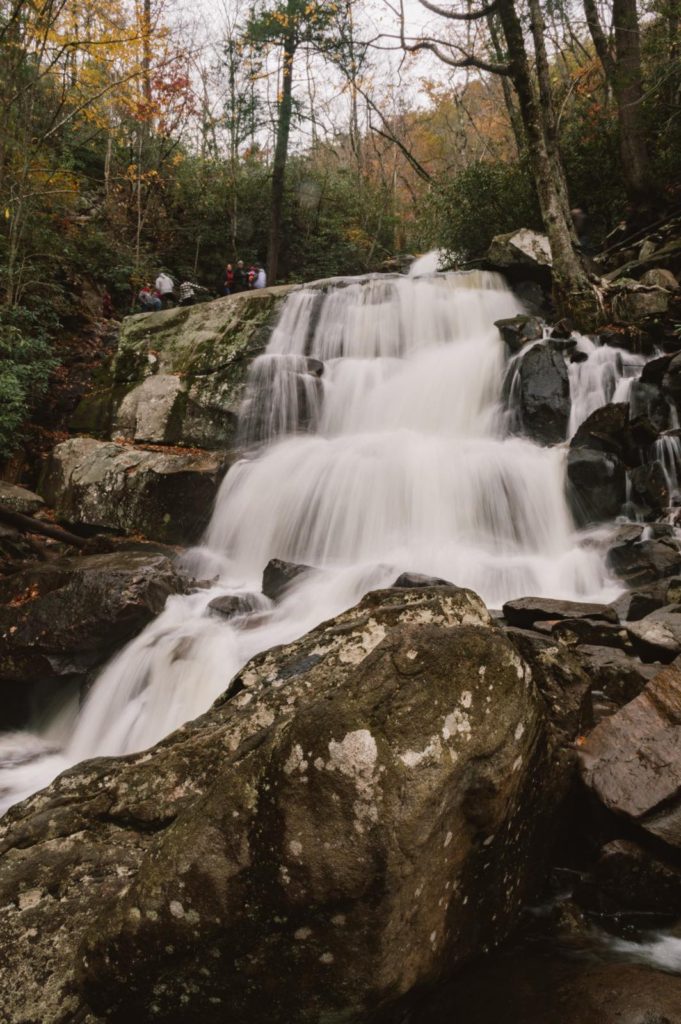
[0,270,633,813]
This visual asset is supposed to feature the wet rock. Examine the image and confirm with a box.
[626,605,681,662]
[570,403,636,462]
[629,460,670,515]
[391,571,455,588]
[306,358,324,377]
[579,659,681,850]
[640,353,672,386]
[607,537,681,586]
[511,280,551,317]
[207,593,262,619]
[567,449,626,526]
[494,315,544,354]
[0,482,44,517]
[0,586,562,1024]
[513,342,570,445]
[39,436,229,545]
[628,381,671,439]
[575,645,657,706]
[577,839,681,918]
[502,597,618,629]
[0,550,190,725]
[262,557,314,600]
[662,353,681,409]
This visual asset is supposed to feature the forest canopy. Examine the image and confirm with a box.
[0,0,679,455]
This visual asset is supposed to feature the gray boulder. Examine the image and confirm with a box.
[494,315,544,354]
[487,229,552,270]
[612,285,670,322]
[0,481,44,517]
[0,586,562,1024]
[39,436,229,545]
[607,536,681,586]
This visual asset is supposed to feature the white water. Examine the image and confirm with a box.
[0,269,627,812]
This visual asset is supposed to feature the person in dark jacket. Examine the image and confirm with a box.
[232,260,247,292]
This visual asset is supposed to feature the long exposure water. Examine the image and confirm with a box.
[0,270,637,814]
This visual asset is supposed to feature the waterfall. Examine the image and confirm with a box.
[0,269,624,812]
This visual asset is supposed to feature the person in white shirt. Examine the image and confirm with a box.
[155,271,175,308]
[253,265,267,289]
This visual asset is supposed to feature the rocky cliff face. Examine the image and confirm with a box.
[40,287,296,544]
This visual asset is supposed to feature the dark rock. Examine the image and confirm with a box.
[570,403,635,462]
[577,839,681,918]
[512,342,570,445]
[575,645,657,706]
[567,449,626,526]
[641,353,673,386]
[502,596,618,629]
[511,280,551,317]
[579,659,681,850]
[0,551,190,725]
[504,626,592,745]
[629,460,670,515]
[391,571,455,588]
[612,285,671,322]
[627,604,681,662]
[494,315,544,354]
[306,358,324,377]
[262,558,314,600]
[207,593,262,619]
[551,617,631,651]
[408,955,681,1024]
[0,587,563,1024]
[607,537,681,585]
[662,352,681,409]
[628,380,672,438]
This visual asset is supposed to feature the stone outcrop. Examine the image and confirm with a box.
[0,548,191,726]
[487,229,552,272]
[0,586,564,1024]
[39,436,229,544]
[71,287,296,450]
[579,659,681,850]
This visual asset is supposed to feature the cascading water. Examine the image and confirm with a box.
[0,269,625,812]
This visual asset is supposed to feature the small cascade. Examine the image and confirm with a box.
[654,432,681,505]
[238,354,323,447]
[0,268,627,814]
[568,336,646,436]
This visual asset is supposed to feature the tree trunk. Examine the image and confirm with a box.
[267,27,296,285]
[496,0,600,329]
[584,0,650,203]
[613,0,650,201]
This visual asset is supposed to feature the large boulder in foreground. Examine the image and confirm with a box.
[0,587,560,1024]
[0,549,191,726]
[39,436,229,544]
[71,287,296,449]
[579,659,681,850]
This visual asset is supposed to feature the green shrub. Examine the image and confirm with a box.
[0,306,56,459]
[422,159,542,262]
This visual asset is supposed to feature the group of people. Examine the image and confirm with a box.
[220,260,266,295]
[137,261,266,313]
